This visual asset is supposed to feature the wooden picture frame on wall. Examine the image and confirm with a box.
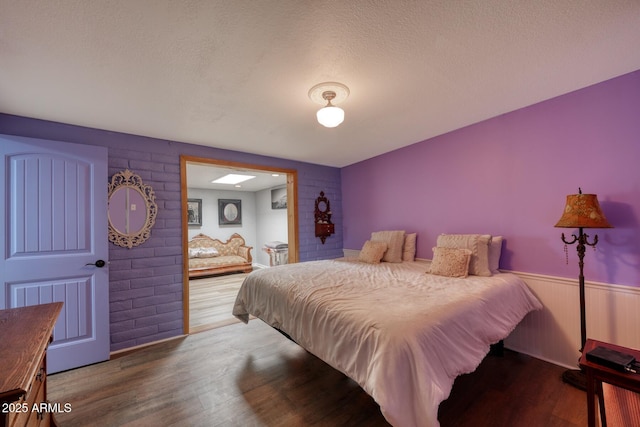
[218,199,242,225]
[187,199,202,226]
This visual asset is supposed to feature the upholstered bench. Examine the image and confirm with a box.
[188,233,253,278]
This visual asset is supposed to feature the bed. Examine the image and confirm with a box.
[232,232,542,427]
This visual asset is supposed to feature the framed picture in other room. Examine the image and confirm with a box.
[219,199,242,225]
[271,187,287,209]
[187,199,202,226]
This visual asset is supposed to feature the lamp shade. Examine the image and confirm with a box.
[555,192,612,228]
[316,105,344,128]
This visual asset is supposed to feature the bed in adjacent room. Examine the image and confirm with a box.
[232,232,542,427]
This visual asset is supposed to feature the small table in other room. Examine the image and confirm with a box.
[579,339,640,427]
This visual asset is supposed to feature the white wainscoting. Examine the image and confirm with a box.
[342,249,360,258]
[505,271,640,369]
[342,249,640,369]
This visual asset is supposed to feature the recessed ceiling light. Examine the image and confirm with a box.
[272,173,280,177]
[212,174,256,185]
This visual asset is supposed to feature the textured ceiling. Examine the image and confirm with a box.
[1,1,640,168]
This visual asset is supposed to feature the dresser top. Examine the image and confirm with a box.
[0,302,63,401]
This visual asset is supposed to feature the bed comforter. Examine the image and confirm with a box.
[232,258,542,427]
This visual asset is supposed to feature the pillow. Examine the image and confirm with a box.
[436,234,492,276]
[197,247,220,258]
[488,236,503,274]
[402,233,417,262]
[428,247,472,278]
[371,230,406,263]
[188,247,219,258]
[358,240,388,264]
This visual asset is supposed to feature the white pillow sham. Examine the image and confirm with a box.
[488,236,503,274]
[402,233,417,262]
[436,234,492,276]
[371,230,406,263]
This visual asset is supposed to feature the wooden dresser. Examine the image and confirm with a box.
[0,302,63,427]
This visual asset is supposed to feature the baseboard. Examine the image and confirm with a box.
[110,334,187,359]
[342,248,360,258]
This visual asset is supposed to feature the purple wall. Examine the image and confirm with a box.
[0,115,343,351]
[342,70,640,288]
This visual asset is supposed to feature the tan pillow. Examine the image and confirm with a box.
[402,233,417,262]
[429,247,472,278]
[371,230,406,263]
[358,240,388,264]
[436,234,492,276]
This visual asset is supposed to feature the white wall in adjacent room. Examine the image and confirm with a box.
[255,186,288,266]
[187,186,288,267]
[187,188,258,252]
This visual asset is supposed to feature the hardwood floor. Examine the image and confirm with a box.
[48,320,588,427]
[188,272,249,333]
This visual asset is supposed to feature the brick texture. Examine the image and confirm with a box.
[0,113,344,352]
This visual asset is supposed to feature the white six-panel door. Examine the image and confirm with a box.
[0,134,110,373]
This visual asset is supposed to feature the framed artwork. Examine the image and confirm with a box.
[187,199,202,226]
[218,199,242,225]
[271,187,287,209]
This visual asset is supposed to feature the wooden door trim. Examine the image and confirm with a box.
[180,155,299,334]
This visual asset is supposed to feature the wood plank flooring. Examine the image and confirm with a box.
[188,272,249,333]
[48,320,588,427]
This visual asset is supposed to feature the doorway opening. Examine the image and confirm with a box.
[180,156,298,334]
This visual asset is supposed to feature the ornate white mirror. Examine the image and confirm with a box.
[108,169,157,248]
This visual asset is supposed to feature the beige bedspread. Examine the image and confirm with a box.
[233,258,542,427]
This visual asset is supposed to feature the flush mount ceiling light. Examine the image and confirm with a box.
[308,82,350,128]
[211,174,256,185]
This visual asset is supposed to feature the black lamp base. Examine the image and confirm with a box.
[562,368,586,391]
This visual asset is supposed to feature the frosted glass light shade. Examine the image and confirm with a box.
[316,106,344,128]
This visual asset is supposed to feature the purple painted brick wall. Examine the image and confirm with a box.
[107,147,184,348]
[342,70,640,288]
[0,115,343,351]
[298,169,343,260]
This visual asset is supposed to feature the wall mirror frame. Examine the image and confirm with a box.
[218,199,242,225]
[108,169,158,248]
[314,191,334,244]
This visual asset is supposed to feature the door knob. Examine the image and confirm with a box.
[86,260,107,268]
